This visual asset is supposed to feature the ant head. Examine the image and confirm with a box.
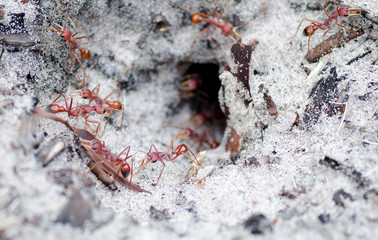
[91,141,102,151]
[176,129,191,139]
[81,89,92,99]
[338,7,350,17]
[80,49,91,59]
[191,14,203,24]
[60,29,71,40]
[187,78,200,90]
[222,24,233,36]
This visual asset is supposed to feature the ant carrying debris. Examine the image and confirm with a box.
[33,107,149,193]
[138,141,201,186]
[291,0,368,54]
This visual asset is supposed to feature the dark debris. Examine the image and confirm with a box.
[332,189,353,208]
[56,191,92,228]
[244,214,273,235]
[304,67,345,126]
[150,206,171,221]
[319,156,370,188]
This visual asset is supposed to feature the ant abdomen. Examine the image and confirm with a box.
[80,49,90,59]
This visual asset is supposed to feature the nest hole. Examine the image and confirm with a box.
[173,62,226,151]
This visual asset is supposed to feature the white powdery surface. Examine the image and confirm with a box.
[0,0,377,239]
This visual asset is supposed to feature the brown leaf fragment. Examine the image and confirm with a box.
[226,127,243,157]
[263,92,278,116]
[305,29,364,63]
[230,41,258,98]
[289,112,300,131]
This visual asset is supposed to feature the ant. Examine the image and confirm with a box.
[176,128,219,150]
[138,141,201,186]
[70,84,127,133]
[33,107,148,192]
[40,4,96,86]
[177,73,210,100]
[291,0,366,53]
[48,93,107,136]
[169,0,246,52]
[88,140,134,182]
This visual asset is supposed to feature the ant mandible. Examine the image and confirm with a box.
[291,0,365,53]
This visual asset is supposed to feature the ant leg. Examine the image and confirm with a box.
[183,144,200,166]
[86,119,102,137]
[72,51,86,86]
[189,25,211,55]
[218,0,233,19]
[39,24,61,34]
[307,34,311,54]
[101,113,112,137]
[119,108,125,130]
[168,2,197,15]
[213,0,223,18]
[67,12,87,37]
[67,48,74,73]
[92,83,101,97]
[334,20,354,33]
[103,88,121,101]
[152,161,165,186]
[321,0,332,18]
[150,144,159,153]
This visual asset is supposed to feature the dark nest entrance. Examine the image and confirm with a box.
[173,62,226,151]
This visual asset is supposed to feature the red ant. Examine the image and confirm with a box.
[169,0,246,51]
[176,128,219,150]
[70,84,127,132]
[40,4,96,86]
[291,0,366,53]
[33,107,148,193]
[48,93,106,135]
[88,139,134,182]
[138,141,201,186]
[177,73,210,100]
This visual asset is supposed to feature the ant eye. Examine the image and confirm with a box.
[344,13,348,17]
[92,146,97,150]
[83,95,88,99]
